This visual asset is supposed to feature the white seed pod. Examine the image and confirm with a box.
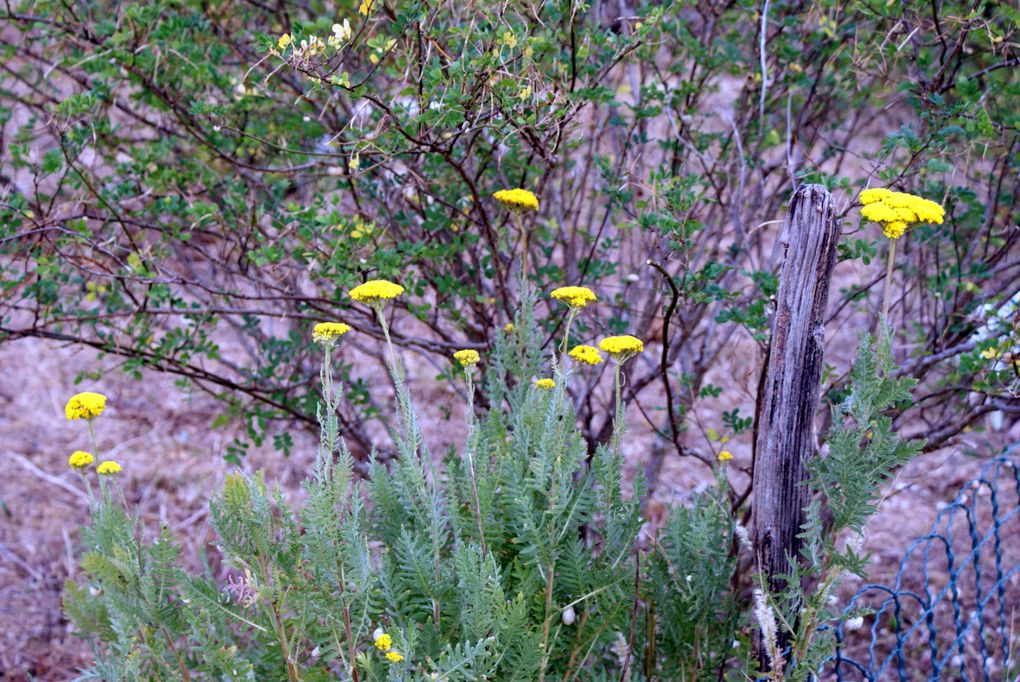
[561,605,576,625]
[846,616,864,631]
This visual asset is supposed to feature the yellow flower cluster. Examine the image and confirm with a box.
[569,344,603,366]
[599,335,644,361]
[373,631,403,664]
[550,286,597,309]
[717,450,733,462]
[97,461,123,476]
[350,279,404,305]
[312,322,352,345]
[860,188,945,240]
[493,188,539,212]
[504,322,515,333]
[63,393,123,477]
[68,450,94,470]
[65,392,107,421]
[453,349,481,367]
[534,378,555,389]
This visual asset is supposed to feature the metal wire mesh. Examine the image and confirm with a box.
[823,446,1020,681]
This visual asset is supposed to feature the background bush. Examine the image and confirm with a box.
[2,0,1017,485]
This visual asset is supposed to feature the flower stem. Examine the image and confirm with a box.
[881,238,897,321]
[560,309,576,364]
[464,373,488,555]
[376,307,401,382]
[612,362,623,454]
[87,419,100,460]
[512,210,529,296]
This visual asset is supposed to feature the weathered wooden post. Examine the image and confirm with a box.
[752,184,839,647]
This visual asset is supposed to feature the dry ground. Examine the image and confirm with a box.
[1,334,1017,680]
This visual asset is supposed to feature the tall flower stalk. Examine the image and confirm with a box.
[598,335,644,453]
[454,349,487,555]
[349,279,405,379]
[493,188,539,293]
[550,285,597,369]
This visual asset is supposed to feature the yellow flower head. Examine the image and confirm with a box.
[534,378,555,389]
[350,279,404,306]
[359,0,375,15]
[453,349,480,367]
[278,33,292,50]
[599,335,644,362]
[312,322,352,345]
[859,188,945,241]
[981,347,1000,360]
[504,322,515,333]
[717,450,733,462]
[97,461,122,476]
[385,651,404,663]
[493,188,539,212]
[68,450,94,470]
[374,633,392,651]
[568,344,603,366]
[65,391,107,421]
[550,286,597,309]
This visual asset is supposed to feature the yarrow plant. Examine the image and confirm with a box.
[312,321,352,346]
[597,335,645,450]
[64,286,669,680]
[60,249,928,681]
[494,188,540,284]
[551,285,597,357]
[858,187,946,318]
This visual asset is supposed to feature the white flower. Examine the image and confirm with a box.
[845,616,864,631]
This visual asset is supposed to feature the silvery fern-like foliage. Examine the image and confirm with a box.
[63,307,922,680]
[65,296,649,680]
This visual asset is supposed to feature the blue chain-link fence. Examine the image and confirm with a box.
[824,446,1020,681]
